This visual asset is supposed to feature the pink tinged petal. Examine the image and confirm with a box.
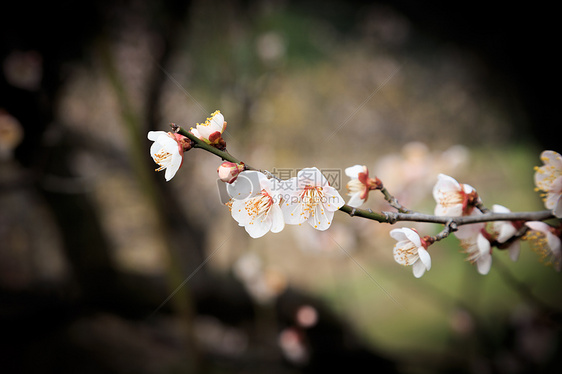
[542,150,562,170]
[418,247,431,270]
[525,221,550,233]
[492,204,510,214]
[553,195,562,218]
[545,190,562,211]
[546,232,562,257]
[508,241,521,262]
[553,176,562,191]
[347,192,365,208]
[454,223,486,240]
[412,260,427,278]
[491,205,516,242]
[433,174,461,200]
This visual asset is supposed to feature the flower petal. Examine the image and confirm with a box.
[282,198,306,225]
[412,261,427,278]
[347,192,365,208]
[508,241,521,262]
[147,130,166,141]
[269,205,285,233]
[345,165,366,179]
[322,186,346,211]
[476,254,492,275]
[297,167,329,188]
[389,228,408,242]
[477,233,491,256]
[418,247,431,270]
[402,228,422,247]
[310,204,333,231]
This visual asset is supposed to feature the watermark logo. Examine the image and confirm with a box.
[217,168,343,204]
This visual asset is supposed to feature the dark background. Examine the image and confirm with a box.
[1,1,559,373]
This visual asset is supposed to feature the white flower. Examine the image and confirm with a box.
[344,165,380,208]
[491,204,521,261]
[147,131,184,181]
[281,167,345,231]
[190,110,227,146]
[433,174,478,216]
[390,227,431,278]
[229,171,284,238]
[525,221,562,271]
[534,150,562,218]
[459,232,492,275]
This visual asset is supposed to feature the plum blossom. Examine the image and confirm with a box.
[218,161,245,183]
[344,165,381,207]
[281,167,345,231]
[190,110,227,148]
[524,221,562,271]
[459,231,493,275]
[491,204,522,261]
[433,174,480,217]
[229,171,284,238]
[148,131,188,181]
[390,228,432,278]
[534,150,562,218]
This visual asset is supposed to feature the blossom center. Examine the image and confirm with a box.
[524,230,561,269]
[154,149,173,171]
[300,185,324,216]
[200,110,222,129]
[347,179,364,194]
[245,190,274,223]
[395,242,420,266]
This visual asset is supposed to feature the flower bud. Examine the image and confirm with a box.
[218,161,245,183]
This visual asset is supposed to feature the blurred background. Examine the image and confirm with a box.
[1,0,560,373]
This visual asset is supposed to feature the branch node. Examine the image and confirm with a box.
[384,211,397,224]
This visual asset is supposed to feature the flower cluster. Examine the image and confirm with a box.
[148,110,561,278]
[388,171,562,277]
[224,168,345,238]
